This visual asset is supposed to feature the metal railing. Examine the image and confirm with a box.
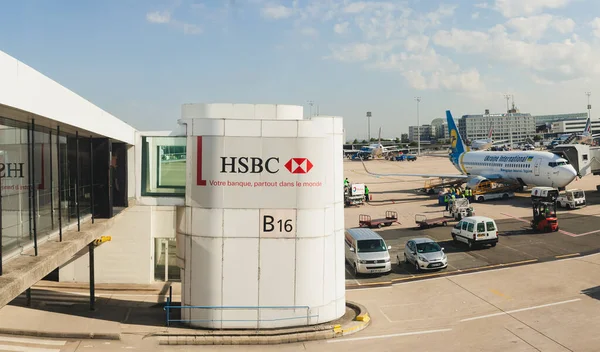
[163,295,317,327]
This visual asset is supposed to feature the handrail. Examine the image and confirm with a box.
[163,299,316,327]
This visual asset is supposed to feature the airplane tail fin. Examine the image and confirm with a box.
[488,126,493,139]
[583,115,592,136]
[446,110,467,157]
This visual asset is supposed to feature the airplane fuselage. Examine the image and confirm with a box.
[450,150,577,188]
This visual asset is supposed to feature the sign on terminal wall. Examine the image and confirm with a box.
[190,136,333,209]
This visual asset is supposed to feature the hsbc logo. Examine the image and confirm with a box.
[284,158,313,174]
[219,157,314,174]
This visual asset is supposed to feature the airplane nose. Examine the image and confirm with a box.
[559,165,578,186]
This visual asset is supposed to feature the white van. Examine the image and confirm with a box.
[451,216,498,249]
[345,228,392,275]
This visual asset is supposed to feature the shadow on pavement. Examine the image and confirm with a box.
[7,285,174,328]
[581,286,600,300]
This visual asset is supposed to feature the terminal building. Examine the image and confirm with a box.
[458,110,536,144]
[0,50,346,329]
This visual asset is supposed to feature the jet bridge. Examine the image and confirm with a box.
[551,144,600,180]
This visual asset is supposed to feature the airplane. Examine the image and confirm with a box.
[574,115,600,145]
[345,128,398,159]
[469,126,510,151]
[360,110,579,189]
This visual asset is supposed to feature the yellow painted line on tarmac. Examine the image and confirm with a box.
[555,253,580,259]
[489,288,511,300]
[501,259,538,266]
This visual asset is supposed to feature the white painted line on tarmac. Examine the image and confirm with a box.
[460,298,581,322]
[0,336,66,346]
[327,328,452,343]
[0,344,60,352]
[347,286,391,292]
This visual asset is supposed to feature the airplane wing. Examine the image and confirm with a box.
[491,139,510,145]
[360,159,469,179]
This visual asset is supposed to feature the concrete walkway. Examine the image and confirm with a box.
[0,281,370,345]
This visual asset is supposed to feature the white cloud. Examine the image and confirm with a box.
[146,11,171,24]
[552,17,575,33]
[472,12,480,19]
[261,4,294,19]
[475,3,490,9]
[506,14,554,40]
[145,8,202,35]
[591,18,600,38]
[334,22,350,34]
[506,15,575,40]
[433,25,600,82]
[300,27,318,37]
[404,35,429,52]
[493,0,571,18]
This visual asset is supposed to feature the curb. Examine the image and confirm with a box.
[157,301,371,345]
[0,328,121,340]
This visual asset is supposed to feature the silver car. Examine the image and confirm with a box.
[400,238,448,271]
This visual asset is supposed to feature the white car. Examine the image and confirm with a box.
[400,238,448,272]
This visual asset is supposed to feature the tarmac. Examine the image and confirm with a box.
[343,155,600,287]
[0,282,371,345]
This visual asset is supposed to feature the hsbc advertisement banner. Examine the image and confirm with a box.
[189,136,334,209]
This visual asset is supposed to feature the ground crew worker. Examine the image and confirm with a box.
[451,193,456,202]
[344,178,349,187]
[444,194,449,210]
[364,185,369,202]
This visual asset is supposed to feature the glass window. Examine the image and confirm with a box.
[462,222,468,230]
[142,136,186,196]
[477,223,485,232]
[154,238,180,281]
[357,239,387,253]
[467,223,474,232]
[486,221,496,231]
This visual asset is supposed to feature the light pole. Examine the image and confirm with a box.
[366,111,371,141]
[586,92,591,120]
[503,93,510,113]
[415,97,421,155]
[307,100,314,117]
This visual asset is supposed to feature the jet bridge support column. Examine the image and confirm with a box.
[89,242,95,311]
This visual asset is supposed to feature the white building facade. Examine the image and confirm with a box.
[408,125,435,142]
[459,113,536,144]
[551,118,600,134]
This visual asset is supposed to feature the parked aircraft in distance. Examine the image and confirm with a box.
[469,127,509,151]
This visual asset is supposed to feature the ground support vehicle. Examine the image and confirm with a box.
[345,183,365,207]
[443,198,474,221]
[415,213,451,229]
[359,211,399,228]
[451,216,499,249]
[557,189,586,209]
[531,199,559,232]
[474,191,514,202]
[470,179,520,202]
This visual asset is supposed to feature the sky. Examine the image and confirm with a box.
[1,0,600,141]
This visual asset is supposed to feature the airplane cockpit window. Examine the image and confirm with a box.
[548,162,557,167]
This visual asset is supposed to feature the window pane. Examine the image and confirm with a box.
[142,137,186,196]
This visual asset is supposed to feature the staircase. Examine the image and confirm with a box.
[563,133,577,144]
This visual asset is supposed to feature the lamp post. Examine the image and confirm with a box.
[307,100,314,117]
[414,97,421,155]
[366,111,371,142]
[586,92,591,120]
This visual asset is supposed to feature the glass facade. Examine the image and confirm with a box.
[1,116,117,263]
[141,136,186,196]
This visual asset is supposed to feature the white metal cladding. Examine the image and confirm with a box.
[177,103,345,329]
[0,50,136,144]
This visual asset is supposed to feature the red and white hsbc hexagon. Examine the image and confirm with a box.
[189,136,332,209]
